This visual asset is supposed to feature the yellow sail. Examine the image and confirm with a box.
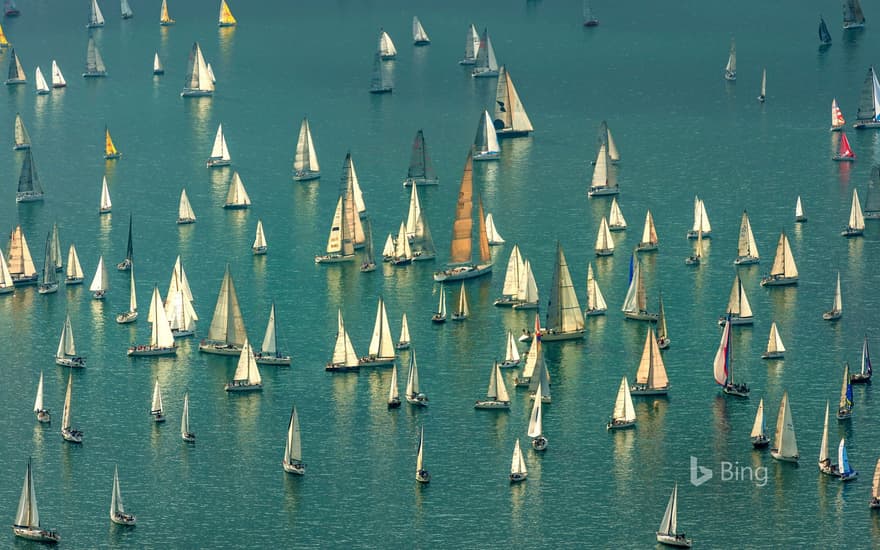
[218,0,236,26]
[104,127,120,158]
[449,152,475,264]
[0,23,8,48]
[160,0,174,25]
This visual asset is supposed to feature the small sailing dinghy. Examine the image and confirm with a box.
[150,379,165,422]
[127,286,177,356]
[757,68,766,103]
[34,67,49,95]
[473,110,501,161]
[607,376,637,430]
[13,113,31,150]
[181,392,195,442]
[388,363,401,408]
[177,189,196,224]
[528,383,547,450]
[65,244,84,285]
[819,15,832,46]
[509,439,528,483]
[110,465,136,526]
[61,372,83,443]
[585,263,607,316]
[459,24,481,65]
[325,309,360,372]
[795,196,807,222]
[656,293,670,349]
[637,210,659,252]
[403,129,438,186]
[830,99,845,131]
[719,274,753,325]
[16,150,45,203]
[493,66,533,138]
[853,67,880,128]
[252,220,267,255]
[412,16,430,45]
[89,255,109,299]
[223,172,251,209]
[475,361,511,409]
[405,349,428,406]
[839,438,859,481]
[714,316,750,397]
[181,42,214,97]
[255,303,291,365]
[38,233,58,295]
[540,241,585,340]
[207,123,232,167]
[121,0,133,20]
[687,197,711,239]
[770,391,799,462]
[833,132,856,161]
[843,0,866,29]
[152,53,164,75]
[396,313,411,350]
[34,371,50,423]
[5,48,26,85]
[432,283,447,323]
[117,215,133,270]
[99,176,112,214]
[225,339,263,392]
[485,213,504,245]
[293,117,320,181]
[83,37,108,77]
[842,188,865,236]
[823,272,843,320]
[359,297,396,366]
[761,322,785,359]
[218,0,236,27]
[87,0,105,28]
[500,330,522,368]
[750,398,770,448]
[837,362,854,420]
[656,484,691,548]
[622,254,658,322]
[724,37,736,81]
[159,0,174,25]
[594,216,614,256]
[282,406,306,474]
[472,27,499,78]
[630,328,670,395]
[56,314,85,367]
[415,426,430,483]
[369,52,392,94]
[115,266,138,323]
[200,265,247,355]
[760,231,798,286]
[377,28,397,59]
[608,197,627,231]
[13,458,60,543]
[51,60,66,88]
[851,335,872,383]
[734,210,760,265]
[452,282,469,321]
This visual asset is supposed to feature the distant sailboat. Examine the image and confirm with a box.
[87,0,105,28]
[150,379,165,422]
[117,215,133,270]
[819,15,832,45]
[325,309,359,372]
[594,216,614,256]
[359,297,396,366]
[718,274,753,325]
[13,113,31,150]
[34,371,50,423]
[104,126,121,159]
[218,0,236,27]
[0,250,13,294]
[865,166,880,218]
[403,129,438,186]
[361,218,377,272]
[255,302,290,365]
[512,260,539,311]
[7,226,38,284]
[12,458,60,543]
[115,266,138,324]
[16,150,45,203]
[509,439,528,483]
[65,244,84,285]
[396,313,411,350]
[872,460,880,508]
[833,132,856,161]
[839,438,859,481]
[405,348,428,406]
[391,221,413,266]
[152,53,164,75]
[121,0,133,19]
[472,27,499,78]
[316,196,355,264]
[842,0,866,29]
[588,143,617,197]
[109,466,136,526]
[252,220,267,255]
[407,187,436,261]
[293,117,320,181]
[606,376,637,430]
[159,0,174,25]
[684,230,702,266]
[165,256,197,338]
[760,231,798,286]
[451,282,469,320]
[528,383,547,450]
[608,197,627,231]
[656,293,670,349]
[199,264,247,355]
[431,283,447,323]
[757,68,766,102]
[734,210,760,265]
[630,328,670,395]
[206,123,231,167]
[181,392,195,442]
[177,189,196,224]
[823,272,843,320]
[5,48,26,85]
[484,214,505,245]
[412,16,430,45]
[415,426,430,483]
[540,242,585,340]
[49,224,62,273]
[585,263,607,316]
[475,361,511,409]
[181,42,214,97]
[34,67,49,94]
[388,363,401,408]
[829,99,845,133]
[369,52,392,94]
[0,23,7,48]
[853,67,880,128]
[851,334,872,383]
[622,254,658,322]
[656,484,691,548]
[761,322,785,359]
[89,256,109,299]
[842,188,865,236]
[377,29,397,59]
[795,196,807,222]
[282,406,306,474]
[493,66,533,138]
[837,362,854,420]
[99,176,112,214]
[224,339,263,392]
[819,401,838,476]
[494,244,523,307]
[127,285,177,356]
[724,38,736,81]
[750,398,770,448]
[37,233,58,295]
[597,120,621,163]
[473,110,501,161]
[223,172,251,209]
[687,197,712,239]
[83,37,107,77]
[582,0,599,27]
[770,392,799,462]
[636,210,659,252]
[55,314,85,368]
[515,315,544,386]
[459,24,480,65]
[61,372,83,443]
[500,330,521,368]
[713,317,749,397]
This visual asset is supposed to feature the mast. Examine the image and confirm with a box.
[450,152,476,264]
[658,484,679,537]
[261,303,278,355]
[750,399,766,439]
[15,459,40,530]
[493,66,533,133]
[206,264,247,347]
[284,406,302,464]
[545,241,584,334]
[635,328,668,389]
[294,117,319,175]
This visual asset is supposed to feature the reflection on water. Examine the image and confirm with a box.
[838,160,852,186]
[184,97,213,137]
[476,161,500,199]
[217,27,236,66]
[611,427,635,488]
[33,92,49,125]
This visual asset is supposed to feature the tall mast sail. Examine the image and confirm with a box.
[293,117,320,175]
[545,242,584,334]
[450,153,476,264]
[206,264,247,347]
[494,66,533,133]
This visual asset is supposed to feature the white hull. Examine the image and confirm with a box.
[115,311,138,324]
[62,428,83,443]
[224,382,263,392]
[686,230,711,239]
[499,359,520,368]
[65,277,84,285]
[127,346,176,357]
[177,218,196,225]
[110,512,137,526]
[636,243,658,252]
[55,356,85,368]
[406,395,428,406]
[172,329,194,339]
[473,151,500,161]
[472,69,499,78]
[181,89,213,97]
[761,351,784,359]
[396,342,410,350]
[823,310,842,321]
[315,254,355,264]
[358,356,395,367]
[509,472,527,483]
[588,186,619,197]
[718,315,753,326]
[433,263,492,282]
[474,400,510,409]
[760,276,798,286]
[606,419,636,430]
[294,170,320,181]
[182,432,196,443]
[493,296,517,307]
[531,436,547,451]
[206,158,231,168]
[402,177,439,187]
[282,460,306,475]
[585,308,607,317]
[770,449,799,462]
[734,256,760,265]
[630,385,669,396]
[853,120,880,129]
[255,354,291,366]
[13,526,59,543]
[539,329,585,341]
[656,533,692,548]
[624,311,659,322]
[198,341,243,355]
[38,284,58,294]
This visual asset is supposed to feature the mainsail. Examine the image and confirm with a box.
[545,242,584,336]
[855,67,880,125]
[204,264,247,348]
[182,42,214,96]
[493,66,533,135]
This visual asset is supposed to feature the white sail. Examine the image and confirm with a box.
[406,349,421,397]
[487,361,510,402]
[398,313,410,345]
[14,113,31,149]
[382,234,395,258]
[121,0,133,18]
[389,364,400,402]
[545,242,584,334]
[34,66,49,93]
[769,232,798,279]
[819,401,830,464]
[595,216,613,253]
[368,297,395,359]
[110,466,128,521]
[455,282,469,317]
[261,303,278,354]
[209,124,231,163]
[150,379,164,415]
[640,210,658,247]
[416,426,426,473]
[736,210,759,260]
[147,286,175,348]
[591,143,609,189]
[848,189,865,231]
[99,176,112,212]
[378,30,397,58]
[178,189,196,222]
[284,406,303,465]
[832,272,843,313]
[493,66,533,133]
[181,392,192,438]
[62,373,74,431]
[205,265,246,347]
[485,213,504,244]
[657,485,679,537]
[84,37,107,75]
[505,331,521,363]
[873,459,880,500]
[7,226,37,279]
[15,459,41,530]
[66,245,83,281]
[232,339,262,385]
[473,110,501,158]
[634,329,669,389]
[0,250,14,291]
[127,266,137,313]
[293,117,320,175]
[89,0,105,26]
[501,245,524,299]
[621,254,644,315]
[586,263,607,311]
[153,53,163,74]
[473,27,498,75]
[690,197,711,234]
[766,322,785,354]
[527,384,543,437]
[608,197,626,229]
[795,196,806,219]
[773,392,798,460]
[89,256,107,292]
[331,309,359,367]
[751,398,766,439]
[182,42,214,96]
[462,24,481,64]
[726,275,753,318]
[412,16,430,44]
[253,220,267,250]
[517,259,539,305]
[51,60,66,87]
[510,439,527,476]
[224,172,251,207]
[394,222,412,261]
[612,376,636,423]
[724,38,736,79]
[34,372,45,413]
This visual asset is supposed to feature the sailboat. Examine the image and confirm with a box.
[410,208,436,263]
[719,274,753,325]
[34,67,49,95]
[218,0,236,27]
[121,0,133,19]
[206,63,216,84]
[509,439,528,483]
[583,263,608,317]
[61,372,83,443]
[833,132,856,161]
[0,250,12,294]
[760,231,798,286]
[256,303,290,365]
[770,392,799,462]
[164,256,197,338]
[402,129,438,186]
[485,214,504,245]
[475,361,511,409]
[582,0,599,26]
[359,297,396,366]
[528,383,547,450]
[369,52,392,94]
[325,309,359,372]
[391,221,413,266]
[865,166,880,218]
[83,37,107,77]
[99,176,112,214]
[127,285,177,356]
[225,339,263,392]
[37,233,58,295]
[596,120,620,163]
[819,15,832,46]
[656,293,670,349]
[843,0,866,29]
[388,364,401,408]
[5,48,26,85]
[511,259,539,311]
[223,172,251,209]
[7,226,38,284]
[405,348,428,406]
[48,61,66,89]
[842,188,865,236]
[252,220,267,255]
[65,244,84,285]
[16,149,45,203]
[854,67,880,128]
[452,282,469,321]
[177,189,196,224]
[415,426,430,483]
[159,0,174,25]
[150,379,165,422]
[823,272,843,320]
[608,197,627,231]
[656,484,691,548]
[714,317,750,397]
[607,376,637,430]
[181,392,195,442]
[761,322,785,359]
[434,152,493,281]
[637,210,659,251]
[757,68,766,102]
[116,267,138,323]
[837,362,854,420]
[500,330,522,368]
[839,439,859,481]
[723,38,736,81]
[595,216,614,256]
[459,24,481,65]
[540,242,585,340]
[830,99,846,131]
[0,23,7,48]
[734,210,760,265]
[685,230,703,266]
[473,110,501,161]
[207,124,232,167]
[55,314,85,367]
[412,16,430,45]
[199,264,247,355]
[588,143,617,197]
[515,315,544,386]
[432,283,447,323]
[316,197,355,263]
[622,254,658,322]
[851,334,872,383]
[109,466,136,526]
[34,372,50,423]
[293,117,320,181]
[472,27,499,78]
[795,196,807,222]
[750,398,770,448]
[87,0,105,27]
[396,314,411,350]
[181,42,214,97]
[495,245,523,306]
[152,53,164,75]
[686,197,712,239]
[13,113,31,150]
[819,401,837,477]
[377,28,397,59]
[104,126,121,160]
[871,460,880,508]
[13,459,60,543]
[282,406,306,474]
[89,256,108,299]
[493,66,533,138]
[49,224,62,273]
[630,328,670,395]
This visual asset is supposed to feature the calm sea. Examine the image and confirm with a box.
[1,0,879,547]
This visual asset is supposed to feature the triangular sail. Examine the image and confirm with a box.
[406,349,421,396]
[727,275,752,318]
[545,242,584,333]
[147,286,175,347]
[510,439,527,476]
[831,99,845,128]
[505,331,520,362]
[225,172,251,207]
[587,263,607,311]
[517,260,539,304]
[612,377,636,422]
[844,0,866,27]
[100,176,112,212]
[750,399,766,439]
[368,297,395,359]
[178,189,196,221]
[89,256,108,292]
[206,264,247,347]
[15,459,40,529]
[406,129,436,183]
[640,211,658,246]
[8,48,25,82]
[501,245,523,298]
[14,113,30,149]
[253,220,267,250]
[62,372,74,430]
[66,245,83,280]
[450,153,476,264]
[17,150,45,200]
[34,372,44,413]
[773,392,798,459]
[121,0,132,18]
[34,67,49,92]
[474,110,500,157]
[609,197,626,228]
[261,303,278,354]
[210,124,231,162]
[856,67,880,123]
[527,384,543,437]
[85,37,107,74]
[111,466,126,519]
[150,379,164,415]
[181,393,191,437]
[474,28,498,73]
[183,42,214,94]
[378,30,397,58]
[713,320,731,386]
[331,310,358,366]
[294,118,320,174]
[284,406,302,464]
[769,232,798,278]
[658,485,679,537]
[412,16,430,43]
[399,314,410,344]
[635,328,668,389]
[218,0,236,26]
[832,272,843,312]
[494,66,533,132]
[819,401,830,463]
[89,0,105,26]
[488,361,510,401]
[848,189,865,230]
[737,210,759,258]
[766,322,785,353]
[232,339,262,385]
[595,216,613,252]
